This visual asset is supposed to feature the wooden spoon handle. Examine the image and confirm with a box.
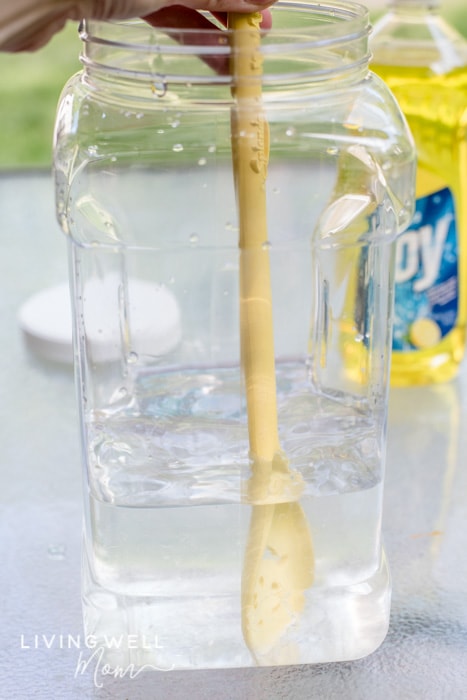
[229,12,280,465]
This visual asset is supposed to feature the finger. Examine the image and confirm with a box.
[1,11,68,52]
[143,7,272,74]
[210,9,272,29]
[143,8,230,74]
[80,0,274,20]
[145,8,272,30]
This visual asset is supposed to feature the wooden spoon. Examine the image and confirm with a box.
[229,12,314,663]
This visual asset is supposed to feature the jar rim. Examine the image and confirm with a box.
[79,1,371,90]
[80,1,370,53]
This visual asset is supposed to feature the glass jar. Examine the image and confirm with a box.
[53,1,415,669]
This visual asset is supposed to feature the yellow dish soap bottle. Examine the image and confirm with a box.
[370,0,467,385]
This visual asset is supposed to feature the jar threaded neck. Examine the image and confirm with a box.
[79,1,370,92]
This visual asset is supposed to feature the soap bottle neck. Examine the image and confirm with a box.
[386,0,441,11]
[371,0,467,72]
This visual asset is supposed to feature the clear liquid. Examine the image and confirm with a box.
[82,362,390,668]
[370,63,467,385]
[84,489,389,669]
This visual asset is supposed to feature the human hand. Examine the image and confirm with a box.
[1,0,274,52]
[142,6,272,75]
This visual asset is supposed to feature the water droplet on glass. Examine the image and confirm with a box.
[173,144,184,153]
[127,351,139,364]
[170,119,180,128]
[285,127,295,137]
[326,146,338,155]
[151,77,167,98]
[189,233,199,245]
[208,145,216,154]
[157,129,165,134]
[108,386,130,406]
[273,187,280,195]
[198,157,207,166]
[262,240,271,250]
[48,544,66,560]
[136,112,144,120]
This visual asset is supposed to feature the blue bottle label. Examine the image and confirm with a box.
[393,187,458,351]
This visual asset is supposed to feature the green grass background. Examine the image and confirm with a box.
[0,22,81,169]
[0,5,466,170]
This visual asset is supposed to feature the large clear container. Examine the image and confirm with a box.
[53,1,415,669]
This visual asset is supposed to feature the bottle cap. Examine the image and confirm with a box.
[18,284,74,364]
[18,279,181,364]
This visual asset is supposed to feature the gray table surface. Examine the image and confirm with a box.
[1,171,467,699]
